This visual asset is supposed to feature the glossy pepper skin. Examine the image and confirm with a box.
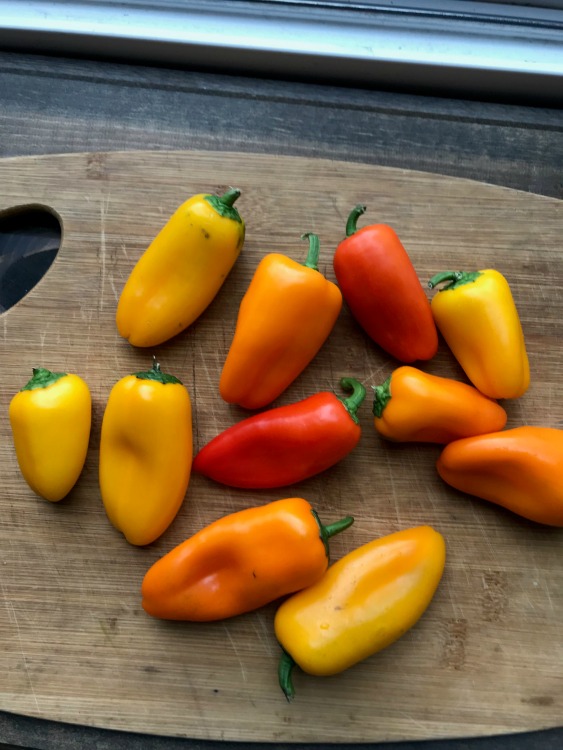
[141,497,354,621]
[9,368,91,502]
[219,233,342,409]
[194,377,366,489]
[333,205,438,362]
[99,359,192,546]
[116,188,245,347]
[373,366,507,443]
[437,426,563,526]
[274,525,446,701]
[428,269,529,399]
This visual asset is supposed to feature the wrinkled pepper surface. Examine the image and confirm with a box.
[193,377,366,488]
[219,233,342,409]
[373,366,507,443]
[333,205,438,362]
[9,367,92,502]
[274,525,446,701]
[141,497,354,621]
[437,426,563,526]
[99,359,192,545]
[428,269,529,399]
[116,188,245,347]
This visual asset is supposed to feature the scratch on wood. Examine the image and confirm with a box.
[222,623,248,683]
[7,600,40,712]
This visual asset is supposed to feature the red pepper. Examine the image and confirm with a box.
[333,205,438,363]
[193,378,366,489]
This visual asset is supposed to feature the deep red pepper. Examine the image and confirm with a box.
[193,378,366,489]
[333,205,438,363]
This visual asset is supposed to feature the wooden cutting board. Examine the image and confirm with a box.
[1,151,562,744]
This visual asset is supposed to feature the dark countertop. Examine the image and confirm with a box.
[0,48,562,750]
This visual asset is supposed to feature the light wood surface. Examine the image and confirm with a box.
[0,151,562,744]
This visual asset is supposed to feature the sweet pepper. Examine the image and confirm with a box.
[373,366,507,443]
[219,233,342,409]
[99,358,192,545]
[437,426,563,526]
[116,188,245,347]
[333,205,438,362]
[9,367,91,502]
[141,497,354,621]
[193,377,366,488]
[428,269,529,399]
[274,525,446,700]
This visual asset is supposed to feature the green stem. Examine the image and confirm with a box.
[301,233,320,271]
[21,367,67,391]
[134,356,182,385]
[338,377,366,424]
[372,374,392,418]
[345,204,367,237]
[428,270,482,291]
[278,650,297,702]
[312,509,354,562]
[204,188,243,223]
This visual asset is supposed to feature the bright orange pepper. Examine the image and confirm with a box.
[219,233,342,409]
[437,426,563,526]
[373,366,507,443]
[274,526,446,700]
[141,497,354,621]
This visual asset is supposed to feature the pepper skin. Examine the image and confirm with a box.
[193,377,366,488]
[116,188,245,347]
[373,366,507,443]
[141,497,354,621]
[219,233,342,409]
[274,525,446,701]
[437,426,563,526]
[428,269,529,399]
[9,368,91,502]
[333,205,438,362]
[99,359,192,546]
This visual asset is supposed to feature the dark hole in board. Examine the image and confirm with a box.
[0,207,61,313]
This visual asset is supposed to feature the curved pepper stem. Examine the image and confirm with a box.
[301,233,320,271]
[204,187,243,223]
[134,356,182,385]
[278,650,297,702]
[338,377,366,424]
[428,270,482,291]
[345,204,367,237]
[21,367,67,392]
[372,374,392,418]
[312,509,354,562]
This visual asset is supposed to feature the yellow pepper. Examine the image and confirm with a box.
[9,368,91,502]
[116,188,245,347]
[99,359,192,546]
[274,525,446,701]
[428,269,529,399]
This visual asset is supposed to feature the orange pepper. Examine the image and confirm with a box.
[437,426,563,526]
[219,234,342,409]
[141,497,354,621]
[373,366,507,443]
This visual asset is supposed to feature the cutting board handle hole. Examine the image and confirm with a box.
[0,204,62,314]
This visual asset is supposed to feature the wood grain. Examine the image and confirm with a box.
[0,151,562,744]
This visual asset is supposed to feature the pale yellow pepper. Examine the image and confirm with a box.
[99,359,192,546]
[116,188,245,347]
[9,368,92,502]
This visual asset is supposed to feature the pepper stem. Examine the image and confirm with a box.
[301,233,320,271]
[428,270,482,291]
[204,188,243,223]
[134,356,182,385]
[218,187,241,208]
[312,509,354,562]
[345,204,367,237]
[21,367,67,391]
[338,377,366,424]
[372,374,392,418]
[278,650,297,702]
